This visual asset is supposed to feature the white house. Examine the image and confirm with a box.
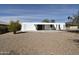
[21,22,66,31]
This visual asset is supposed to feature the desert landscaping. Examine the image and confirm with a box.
[0,31,79,55]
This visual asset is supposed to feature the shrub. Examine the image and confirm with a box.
[8,20,21,34]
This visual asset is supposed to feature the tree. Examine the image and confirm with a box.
[42,19,50,23]
[68,16,72,20]
[72,11,79,25]
[67,16,73,22]
[66,16,73,27]
[66,11,79,27]
[50,19,55,23]
[8,20,21,34]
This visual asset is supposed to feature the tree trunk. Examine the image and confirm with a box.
[13,31,16,34]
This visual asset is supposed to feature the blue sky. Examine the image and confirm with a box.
[0,4,79,22]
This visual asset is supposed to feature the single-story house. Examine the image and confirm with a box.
[21,22,66,31]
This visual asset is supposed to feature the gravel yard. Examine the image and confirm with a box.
[0,31,79,55]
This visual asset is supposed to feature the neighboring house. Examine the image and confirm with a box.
[66,22,79,30]
[0,21,8,27]
[21,22,66,31]
[0,21,8,34]
[66,26,79,30]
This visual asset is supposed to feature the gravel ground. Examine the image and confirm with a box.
[0,31,79,55]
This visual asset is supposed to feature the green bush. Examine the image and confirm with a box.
[8,20,21,34]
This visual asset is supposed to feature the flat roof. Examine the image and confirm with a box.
[21,22,65,24]
[0,21,8,25]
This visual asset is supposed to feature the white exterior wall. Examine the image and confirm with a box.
[21,23,37,31]
[21,22,66,31]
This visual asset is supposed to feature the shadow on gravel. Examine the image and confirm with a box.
[73,39,79,43]
[66,30,79,34]
[72,39,79,48]
[16,32,27,34]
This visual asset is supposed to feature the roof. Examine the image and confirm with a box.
[0,21,8,25]
[21,22,65,25]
